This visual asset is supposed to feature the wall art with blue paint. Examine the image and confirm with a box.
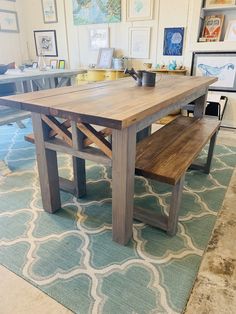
[163,27,184,56]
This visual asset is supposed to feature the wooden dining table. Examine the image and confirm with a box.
[0,75,216,245]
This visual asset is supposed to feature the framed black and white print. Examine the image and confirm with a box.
[34,30,58,57]
[191,51,236,92]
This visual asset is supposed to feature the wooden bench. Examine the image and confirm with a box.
[134,116,220,236]
[0,105,31,128]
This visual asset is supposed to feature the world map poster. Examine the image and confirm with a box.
[73,0,121,25]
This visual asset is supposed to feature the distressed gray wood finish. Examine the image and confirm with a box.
[71,121,87,198]
[112,124,136,245]
[167,175,185,236]
[193,92,208,118]
[31,113,61,213]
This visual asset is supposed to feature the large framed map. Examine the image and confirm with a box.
[72,0,121,25]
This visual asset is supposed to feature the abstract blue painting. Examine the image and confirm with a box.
[163,27,184,56]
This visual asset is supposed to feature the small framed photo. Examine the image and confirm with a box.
[0,9,19,33]
[89,27,109,50]
[96,48,114,69]
[41,0,58,23]
[34,30,58,57]
[163,27,184,56]
[224,20,236,41]
[58,60,65,69]
[126,0,153,21]
[50,59,58,69]
[32,62,38,69]
[129,27,151,59]
[200,15,224,42]
[191,51,236,92]
[205,0,235,8]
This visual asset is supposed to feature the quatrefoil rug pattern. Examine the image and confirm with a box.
[0,120,235,314]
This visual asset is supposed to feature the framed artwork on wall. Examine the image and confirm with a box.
[205,0,235,8]
[129,27,151,59]
[41,0,58,23]
[191,51,236,92]
[34,30,58,57]
[73,0,121,25]
[0,9,19,33]
[126,0,153,21]
[163,27,184,56]
[89,27,109,50]
[96,48,114,68]
[224,20,236,41]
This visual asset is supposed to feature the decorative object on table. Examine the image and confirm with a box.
[129,27,151,59]
[163,27,184,56]
[72,0,121,25]
[50,59,58,69]
[126,0,153,21]
[191,51,236,92]
[224,20,236,41]
[168,60,177,70]
[0,9,19,33]
[205,0,235,8]
[112,57,125,70]
[38,52,47,71]
[0,64,8,75]
[96,48,114,68]
[200,15,224,42]
[32,62,38,69]
[143,62,152,69]
[89,27,109,50]
[41,0,58,23]
[34,30,58,57]
[124,68,156,87]
[58,60,65,69]
[18,65,25,72]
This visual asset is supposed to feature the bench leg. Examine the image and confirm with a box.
[167,174,185,236]
[204,131,218,174]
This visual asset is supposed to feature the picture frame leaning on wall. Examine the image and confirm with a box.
[191,51,236,92]
[34,30,58,57]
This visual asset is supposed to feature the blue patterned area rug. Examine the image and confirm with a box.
[0,120,236,314]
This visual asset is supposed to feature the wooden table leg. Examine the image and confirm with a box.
[194,91,208,118]
[32,113,61,213]
[112,125,136,245]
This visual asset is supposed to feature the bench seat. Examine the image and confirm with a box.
[134,116,220,235]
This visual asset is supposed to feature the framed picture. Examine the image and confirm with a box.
[224,20,236,41]
[50,59,58,69]
[73,0,121,25]
[34,30,58,57]
[129,27,151,59]
[0,9,19,33]
[58,60,65,69]
[200,15,224,42]
[41,0,58,23]
[89,27,109,50]
[163,27,184,56]
[191,51,236,92]
[205,0,235,8]
[126,0,153,21]
[96,48,114,68]
[32,62,38,69]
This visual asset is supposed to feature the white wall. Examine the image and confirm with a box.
[0,0,27,65]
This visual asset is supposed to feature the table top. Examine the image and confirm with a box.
[0,68,86,84]
[0,75,217,129]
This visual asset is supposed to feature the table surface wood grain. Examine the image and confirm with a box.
[0,76,217,129]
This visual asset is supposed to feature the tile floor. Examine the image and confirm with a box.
[0,127,235,314]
